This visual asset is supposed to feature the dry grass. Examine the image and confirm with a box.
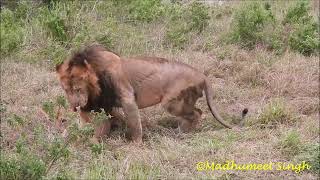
[1,1,319,179]
[1,47,319,179]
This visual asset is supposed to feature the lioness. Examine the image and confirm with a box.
[56,44,237,143]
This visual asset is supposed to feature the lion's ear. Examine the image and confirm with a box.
[83,59,94,72]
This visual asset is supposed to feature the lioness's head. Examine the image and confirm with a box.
[56,53,101,111]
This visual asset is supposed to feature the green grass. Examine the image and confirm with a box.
[278,130,303,157]
[249,99,296,128]
[1,1,319,179]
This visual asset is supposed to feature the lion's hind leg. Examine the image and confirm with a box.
[162,86,203,132]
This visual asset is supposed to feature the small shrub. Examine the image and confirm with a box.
[295,143,320,173]
[15,135,27,154]
[0,154,46,180]
[39,4,69,43]
[14,1,32,20]
[288,21,319,56]
[128,163,161,180]
[164,25,190,49]
[278,130,302,157]
[56,95,67,109]
[90,143,103,156]
[42,100,55,120]
[284,1,319,56]
[96,34,114,49]
[128,0,165,22]
[230,1,274,49]
[0,102,7,113]
[0,8,24,56]
[283,0,311,24]
[189,2,210,33]
[55,169,75,180]
[45,14,68,42]
[67,122,95,143]
[47,138,70,162]
[85,161,117,179]
[46,43,67,66]
[255,100,295,127]
[163,2,210,49]
[7,114,25,127]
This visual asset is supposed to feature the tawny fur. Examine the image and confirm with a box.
[56,44,232,143]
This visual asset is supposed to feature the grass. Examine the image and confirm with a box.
[1,0,319,179]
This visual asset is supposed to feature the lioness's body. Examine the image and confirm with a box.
[56,44,232,143]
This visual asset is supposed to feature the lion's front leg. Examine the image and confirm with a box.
[121,96,142,144]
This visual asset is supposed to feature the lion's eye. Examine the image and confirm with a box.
[75,88,81,93]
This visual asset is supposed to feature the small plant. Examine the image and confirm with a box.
[229,1,274,49]
[7,114,25,127]
[92,109,112,125]
[42,100,55,120]
[85,161,117,179]
[0,154,46,180]
[45,14,68,42]
[90,143,103,156]
[0,8,24,56]
[128,163,161,180]
[0,102,7,113]
[278,130,302,157]
[189,2,210,33]
[128,0,165,22]
[295,143,320,173]
[164,25,190,49]
[284,1,319,56]
[15,135,27,154]
[283,0,311,24]
[96,34,114,49]
[56,95,67,109]
[45,137,71,175]
[39,3,69,43]
[288,23,319,56]
[55,169,75,180]
[256,99,295,127]
[47,138,70,162]
[67,122,95,143]
[164,2,210,49]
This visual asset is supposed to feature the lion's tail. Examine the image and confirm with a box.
[204,79,233,129]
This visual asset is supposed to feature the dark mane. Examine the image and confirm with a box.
[68,44,119,69]
[70,44,120,113]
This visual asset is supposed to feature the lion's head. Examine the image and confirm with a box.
[56,49,102,111]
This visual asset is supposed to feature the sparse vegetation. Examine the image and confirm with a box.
[285,1,319,56]
[1,0,319,179]
[229,1,275,49]
[164,2,210,49]
[248,99,296,128]
[278,130,302,157]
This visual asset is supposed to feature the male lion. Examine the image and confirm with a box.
[56,44,239,143]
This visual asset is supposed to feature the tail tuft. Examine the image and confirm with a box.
[242,108,248,118]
